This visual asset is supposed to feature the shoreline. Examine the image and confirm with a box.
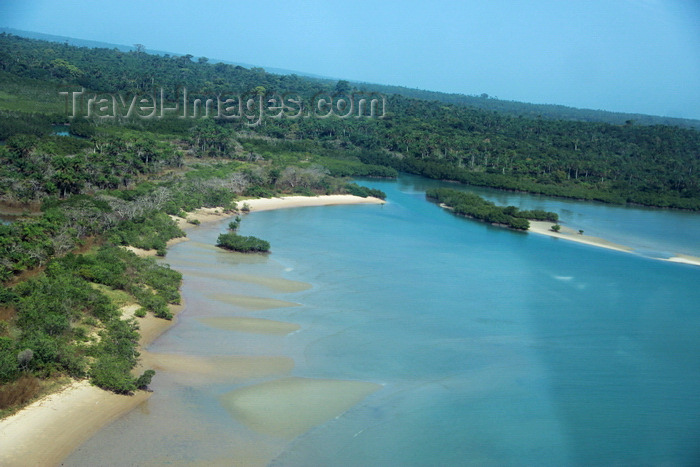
[0,300,184,467]
[527,220,700,266]
[0,194,385,466]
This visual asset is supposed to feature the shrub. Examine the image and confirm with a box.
[135,369,155,390]
[90,356,136,394]
[216,233,270,253]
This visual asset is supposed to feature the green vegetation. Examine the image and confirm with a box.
[0,32,696,210]
[426,188,558,230]
[0,247,177,397]
[0,29,698,408]
[216,233,270,253]
[228,216,241,231]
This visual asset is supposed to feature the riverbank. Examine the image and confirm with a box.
[0,299,183,467]
[0,194,385,466]
[175,194,385,229]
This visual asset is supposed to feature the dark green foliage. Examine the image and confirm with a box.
[427,188,559,230]
[216,233,270,253]
[2,33,697,209]
[513,209,559,222]
[344,183,386,199]
[243,186,275,198]
[109,212,185,251]
[228,216,241,231]
[0,337,19,383]
[135,369,155,390]
[89,355,136,394]
[319,158,397,178]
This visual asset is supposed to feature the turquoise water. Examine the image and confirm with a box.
[66,176,700,466]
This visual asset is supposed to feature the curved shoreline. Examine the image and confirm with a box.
[0,194,385,466]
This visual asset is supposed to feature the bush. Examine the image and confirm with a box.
[90,356,136,394]
[216,233,270,253]
[228,216,241,231]
[135,369,155,390]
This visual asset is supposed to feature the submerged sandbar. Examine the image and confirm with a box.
[221,377,382,439]
[140,352,294,380]
[198,317,301,335]
[206,293,301,310]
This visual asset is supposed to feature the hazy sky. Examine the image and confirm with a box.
[2,0,699,119]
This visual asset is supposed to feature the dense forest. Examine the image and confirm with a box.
[0,33,698,210]
[0,31,698,411]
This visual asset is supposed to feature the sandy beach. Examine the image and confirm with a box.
[664,254,700,267]
[172,194,385,230]
[528,221,700,266]
[0,194,385,466]
[528,221,633,253]
[0,381,151,467]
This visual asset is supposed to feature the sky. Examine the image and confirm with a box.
[2,0,699,119]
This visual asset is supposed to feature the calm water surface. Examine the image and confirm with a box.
[66,175,700,466]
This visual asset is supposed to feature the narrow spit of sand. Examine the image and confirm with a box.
[528,221,633,253]
[528,221,700,266]
[663,254,700,267]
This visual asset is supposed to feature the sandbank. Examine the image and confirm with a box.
[221,377,382,439]
[528,220,633,253]
[240,194,385,212]
[207,293,301,310]
[198,316,301,335]
[187,271,311,293]
[139,352,294,381]
[664,254,700,267]
[173,194,385,228]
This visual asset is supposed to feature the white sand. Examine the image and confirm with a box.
[528,221,633,253]
[239,194,385,212]
[173,195,385,229]
[0,381,150,467]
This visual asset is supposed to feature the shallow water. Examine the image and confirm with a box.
[66,175,700,466]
